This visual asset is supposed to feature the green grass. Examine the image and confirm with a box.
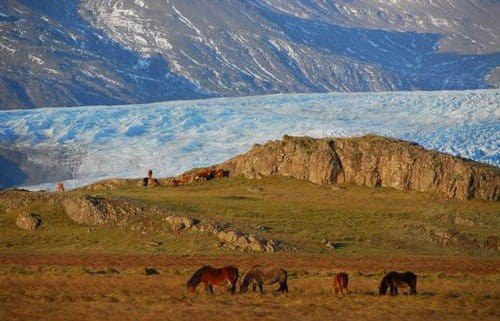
[1,175,499,256]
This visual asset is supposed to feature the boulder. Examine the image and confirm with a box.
[16,212,42,230]
[145,267,159,275]
[165,215,199,230]
[61,195,139,226]
[217,229,241,243]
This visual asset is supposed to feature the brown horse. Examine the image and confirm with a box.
[186,265,239,294]
[379,271,417,295]
[214,168,230,178]
[333,272,349,295]
[194,169,213,181]
[180,175,191,185]
[240,266,288,294]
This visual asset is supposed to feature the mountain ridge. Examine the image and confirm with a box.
[1,0,499,109]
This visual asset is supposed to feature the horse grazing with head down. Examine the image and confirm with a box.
[186,265,239,295]
[240,266,288,294]
[333,272,349,295]
[379,271,417,295]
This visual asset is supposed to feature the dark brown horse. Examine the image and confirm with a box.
[333,272,349,295]
[186,265,239,294]
[240,266,288,294]
[379,271,417,295]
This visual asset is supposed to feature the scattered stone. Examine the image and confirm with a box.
[165,215,199,231]
[325,241,336,250]
[146,241,162,247]
[16,212,42,231]
[425,226,480,249]
[217,229,241,243]
[145,267,159,275]
[85,267,120,275]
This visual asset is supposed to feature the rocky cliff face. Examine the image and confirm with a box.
[222,135,499,201]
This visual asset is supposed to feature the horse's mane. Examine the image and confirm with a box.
[187,265,210,288]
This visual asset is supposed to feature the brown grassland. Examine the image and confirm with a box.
[0,175,499,320]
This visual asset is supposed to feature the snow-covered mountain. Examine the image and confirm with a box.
[1,0,499,109]
[0,89,498,189]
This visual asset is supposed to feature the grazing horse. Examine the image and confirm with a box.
[214,168,230,178]
[379,271,417,295]
[186,265,239,295]
[180,175,191,185]
[333,272,349,295]
[194,169,213,181]
[171,179,182,187]
[240,266,288,294]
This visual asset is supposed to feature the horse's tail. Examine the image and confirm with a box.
[379,275,389,295]
[187,265,208,289]
[342,273,349,289]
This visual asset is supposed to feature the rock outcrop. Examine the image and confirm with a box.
[16,212,42,230]
[163,213,287,252]
[61,195,153,226]
[222,135,499,201]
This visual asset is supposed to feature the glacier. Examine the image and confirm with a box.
[0,89,499,190]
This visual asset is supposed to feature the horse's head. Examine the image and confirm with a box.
[186,281,196,293]
[239,282,248,293]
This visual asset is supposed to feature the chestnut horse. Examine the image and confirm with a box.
[379,271,417,295]
[186,265,239,294]
[240,266,288,294]
[333,272,349,295]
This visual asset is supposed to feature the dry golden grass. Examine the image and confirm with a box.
[0,254,499,321]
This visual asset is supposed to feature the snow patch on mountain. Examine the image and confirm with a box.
[0,89,498,190]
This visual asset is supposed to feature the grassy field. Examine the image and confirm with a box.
[0,175,499,320]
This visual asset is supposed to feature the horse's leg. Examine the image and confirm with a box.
[204,282,210,295]
[283,282,288,293]
[209,284,214,295]
[252,282,257,292]
[410,280,417,295]
[229,280,236,294]
[258,282,264,294]
[389,284,396,296]
[410,283,417,295]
